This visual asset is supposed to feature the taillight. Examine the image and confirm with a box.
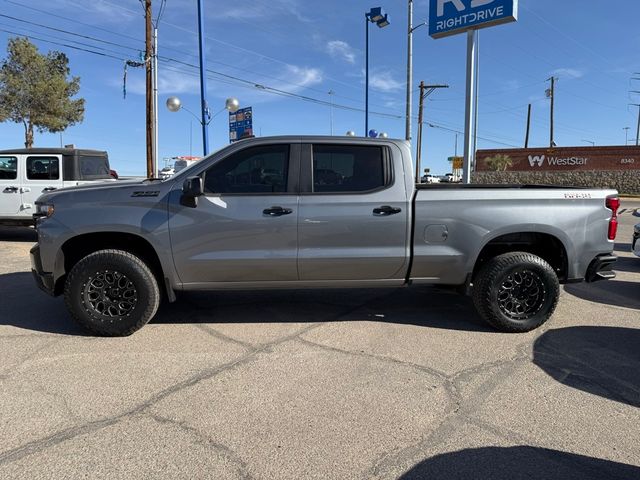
[606,196,620,240]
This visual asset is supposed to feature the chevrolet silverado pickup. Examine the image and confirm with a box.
[30,136,619,336]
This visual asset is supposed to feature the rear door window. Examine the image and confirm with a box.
[26,156,60,180]
[311,145,387,193]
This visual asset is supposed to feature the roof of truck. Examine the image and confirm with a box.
[0,148,107,156]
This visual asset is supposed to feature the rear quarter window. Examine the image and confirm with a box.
[78,156,111,180]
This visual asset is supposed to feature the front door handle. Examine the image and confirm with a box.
[42,187,57,192]
[263,206,293,217]
[373,205,402,216]
[3,186,18,193]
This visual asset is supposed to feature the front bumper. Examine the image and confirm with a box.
[633,224,640,257]
[30,244,55,296]
[585,254,617,282]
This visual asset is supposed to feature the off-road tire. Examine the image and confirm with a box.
[64,249,160,336]
[472,252,559,333]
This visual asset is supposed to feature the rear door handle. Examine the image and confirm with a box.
[373,205,402,216]
[263,206,293,217]
[3,186,18,193]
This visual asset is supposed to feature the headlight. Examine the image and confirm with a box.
[34,203,55,219]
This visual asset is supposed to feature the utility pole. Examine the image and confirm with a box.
[524,103,531,148]
[546,76,556,148]
[152,26,158,177]
[632,104,640,147]
[145,0,154,178]
[415,81,449,183]
[624,126,630,145]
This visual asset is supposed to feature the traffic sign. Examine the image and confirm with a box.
[429,0,518,39]
[448,156,464,169]
[229,107,253,142]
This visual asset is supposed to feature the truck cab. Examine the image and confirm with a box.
[0,148,114,226]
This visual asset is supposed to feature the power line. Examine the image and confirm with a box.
[0,27,127,61]
[2,0,142,43]
[0,13,140,53]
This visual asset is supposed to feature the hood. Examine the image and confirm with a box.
[36,178,173,204]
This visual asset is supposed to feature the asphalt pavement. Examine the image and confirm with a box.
[0,201,638,479]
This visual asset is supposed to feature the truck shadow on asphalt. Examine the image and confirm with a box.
[0,227,37,242]
[153,287,491,332]
[611,255,640,273]
[400,446,640,480]
[564,279,640,310]
[533,327,640,408]
[0,271,491,334]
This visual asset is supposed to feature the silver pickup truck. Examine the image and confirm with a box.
[30,136,619,336]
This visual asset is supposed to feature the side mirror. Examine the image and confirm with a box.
[180,176,204,208]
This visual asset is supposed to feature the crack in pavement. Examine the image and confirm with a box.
[147,413,255,480]
[0,338,62,379]
[366,345,533,479]
[0,293,383,467]
[195,323,256,350]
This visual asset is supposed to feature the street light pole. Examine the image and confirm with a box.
[365,13,370,137]
[624,126,630,145]
[364,8,390,137]
[405,0,413,142]
[197,0,210,155]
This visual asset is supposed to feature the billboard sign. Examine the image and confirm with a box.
[429,0,518,39]
[476,147,640,172]
[229,107,253,142]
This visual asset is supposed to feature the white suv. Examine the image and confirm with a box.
[0,148,114,226]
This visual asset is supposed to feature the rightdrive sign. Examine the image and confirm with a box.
[429,0,518,39]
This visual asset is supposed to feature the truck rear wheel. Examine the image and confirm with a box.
[64,249,160,336]
[472,252,559,333]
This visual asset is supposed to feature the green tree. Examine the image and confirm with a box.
[0,37,84,148]
[485,154,513,172]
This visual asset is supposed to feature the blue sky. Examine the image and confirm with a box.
[0,0,639,175]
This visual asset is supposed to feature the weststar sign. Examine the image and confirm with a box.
[476,147,640,172]
[429,0,518,39]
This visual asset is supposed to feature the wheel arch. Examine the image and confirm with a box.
[472,231,569,282]
[55,232,174,301]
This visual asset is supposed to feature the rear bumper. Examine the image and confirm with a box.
[30,244,55,296]
[585,254,617,282]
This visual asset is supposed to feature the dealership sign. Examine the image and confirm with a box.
[429,0,518,39]
[476,147,640,172]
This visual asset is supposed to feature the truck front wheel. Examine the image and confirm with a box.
[472,252,559,333]
[64,249,160,336]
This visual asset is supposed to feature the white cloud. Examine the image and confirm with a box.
[120,68,200,97]
[283,65,323,89]
[216,0,309,22]
[551,68,584,79]
[326,40,356,64]
[54,0,138,24]
[369,71,404,92]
